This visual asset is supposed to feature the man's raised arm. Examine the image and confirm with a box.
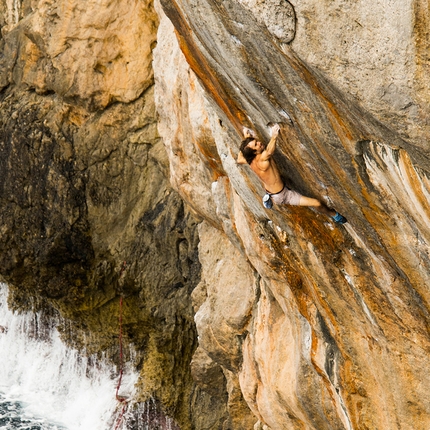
[260,123,280,161]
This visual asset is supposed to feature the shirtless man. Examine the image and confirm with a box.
[237,124,347,224]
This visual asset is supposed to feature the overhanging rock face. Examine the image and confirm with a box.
[155,0,430,428]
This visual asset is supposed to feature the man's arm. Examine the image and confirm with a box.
[260,123,280,161]
[237,126,256,165]
[237,151,247,165]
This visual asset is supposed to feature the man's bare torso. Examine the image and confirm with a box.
[250,156,284,194]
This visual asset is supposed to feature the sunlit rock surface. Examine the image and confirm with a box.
[290,0,430,148]
[0,0,157,109]
[156,0,430,429]
[1,0,430,428]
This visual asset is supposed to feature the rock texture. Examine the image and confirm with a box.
[1,0,430,429]
[155,0,430,429]
[291,0,430,148]
[0,0,157,109]
[0,1,227,428]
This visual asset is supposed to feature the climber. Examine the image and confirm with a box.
[237,123,347,224]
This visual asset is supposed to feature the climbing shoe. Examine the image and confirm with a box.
[333,212,347,224]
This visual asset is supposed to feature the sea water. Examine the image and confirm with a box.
[0,391,66,429]
[0,283,138,430]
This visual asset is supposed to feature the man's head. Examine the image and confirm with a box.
[240,137,264,164]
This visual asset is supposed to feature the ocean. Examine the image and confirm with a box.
[0,284,180,430]
[0,284,137,430]
[0,392,66,429]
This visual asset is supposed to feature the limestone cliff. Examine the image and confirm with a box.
[155,0,430,429]
[1,0,430,429]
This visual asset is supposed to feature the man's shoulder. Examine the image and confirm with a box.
[256,152,275,164]
[259,149,274,161]
[251,156,271,172]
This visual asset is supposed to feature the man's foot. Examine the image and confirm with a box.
[333,212,348,224]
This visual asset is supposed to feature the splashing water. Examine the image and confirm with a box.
[122,399,181,430]
[0,283,138,430]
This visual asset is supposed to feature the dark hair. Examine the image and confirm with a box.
[240,137,257,164]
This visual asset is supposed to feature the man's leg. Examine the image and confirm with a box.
[298,196,336,217]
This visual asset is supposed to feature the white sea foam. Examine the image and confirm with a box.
[0,283,138,430]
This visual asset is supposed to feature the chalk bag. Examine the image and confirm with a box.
[263,193,273,209]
